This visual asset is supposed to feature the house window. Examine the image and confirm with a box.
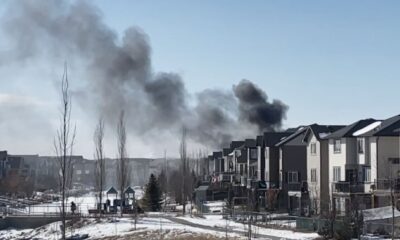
[265,147,269,159]
[357,138,364,154]
[310,143,317,155]
[85,170,90,174]
[389,158,400,164]
[334,140,341,153]
[76,170,82,175]
[250,149,257,160]
[265,171,269,181]
[239,164,244,175]
[311,168,317,183]
[288,171,298,183]
[363,167,371,182]
[333,167,341,182]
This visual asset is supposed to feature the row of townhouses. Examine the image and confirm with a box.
[0,151,167,194]
[201,114,400,216]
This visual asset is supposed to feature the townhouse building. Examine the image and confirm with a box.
[327,118,378,215]
[276,127,308,215]
[302,124,344,216]
[358,115,400,208]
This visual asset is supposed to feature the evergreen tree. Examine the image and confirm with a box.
[143,174,162,211]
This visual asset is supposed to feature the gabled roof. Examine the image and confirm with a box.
[212,151,222,159]
[358,114,400,137]
[263,132,293,147]
[106,187,118,194]
[230,141,244,150]
[124,186,135,194]
[244,139,256,148]
[308,124,346,140]
[222,148,231,156]
[327,119,377,139]
[276,124,345,146]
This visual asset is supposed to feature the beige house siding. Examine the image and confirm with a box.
[377,136,400,179]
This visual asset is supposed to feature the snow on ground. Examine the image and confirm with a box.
[0,216,245,240]
[178,214,318,240]
[24,193,99,215]
[24,190,144,215]
[0,213,320,240]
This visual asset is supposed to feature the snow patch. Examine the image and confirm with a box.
[353,121,382,136]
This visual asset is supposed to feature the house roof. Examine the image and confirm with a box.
[276,124,345,146]
[358,114,400,137]
[244,139,256,148]
[327,119,377,139]
[230,141,244,150]
[106,187,118,194]
[212,151,222,159]
[222,148,231,156]
[308,124,345,140]
[124,186,135,194]
[263,132,294,147]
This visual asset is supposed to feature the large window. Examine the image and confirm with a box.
[310,143,317,155]
[363,167,371,182]
[357,138,364,154]
[333,167,341,182]
[334,140,341,153]
[311,168,317,183]
[288,171,299,183]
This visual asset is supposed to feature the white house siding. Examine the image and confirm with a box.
[329,138,347,194]
[257,146,262,181]
[307,134,321,213]
[357,137,370,165]
[370,137,378,183]
[265,147,270,182]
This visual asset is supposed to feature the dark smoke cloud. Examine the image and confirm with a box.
[234,80,288,131]
[0,0,288,149]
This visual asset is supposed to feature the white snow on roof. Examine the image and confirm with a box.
[363,206,400,221]
[353,121,382,137]
[319,132,330,138]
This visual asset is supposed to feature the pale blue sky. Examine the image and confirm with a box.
[1,0,400,157]
[94,0,400,127]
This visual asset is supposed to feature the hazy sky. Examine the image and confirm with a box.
[0,0,399,158]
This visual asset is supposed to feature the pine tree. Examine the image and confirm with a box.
[143,174,162,211]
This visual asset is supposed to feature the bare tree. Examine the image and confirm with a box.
[54,64,76,240]
[94,117,106,215]
[117,111,129,216]
[180,127,187,215]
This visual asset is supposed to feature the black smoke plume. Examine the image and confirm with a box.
[0,0,288,148]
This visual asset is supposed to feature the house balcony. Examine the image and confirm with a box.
[218,172,235,182]
[372,179,400,193]
[246,178,267,189]
[287,181,308,192]
[332,181,366,194]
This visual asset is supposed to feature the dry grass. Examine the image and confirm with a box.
[98,229,244,240]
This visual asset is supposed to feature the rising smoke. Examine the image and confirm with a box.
[0,0,288,148]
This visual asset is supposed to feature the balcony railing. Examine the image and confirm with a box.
[287,181,308,192]
[373,179,400,192]
[332,181,366,193]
